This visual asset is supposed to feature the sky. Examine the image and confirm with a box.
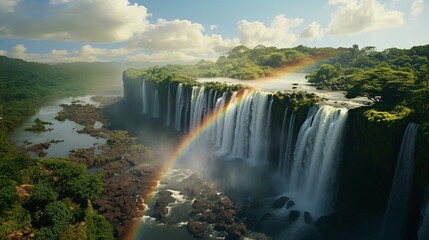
[0,0,427,63]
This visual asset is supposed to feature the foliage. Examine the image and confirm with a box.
[345,67,414,104]
[30,182,58,206]
[0,175,18,212]
[43,201,72,230]
[0,157,111,239]
[63,174,103,201]
[306,44,429,123]
[85,210,114,240]
[363,106,411,123]
[124,45,338,82]
[0,203,31,237]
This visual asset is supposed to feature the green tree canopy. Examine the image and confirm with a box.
[345,67,414,104]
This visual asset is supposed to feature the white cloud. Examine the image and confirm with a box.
[129,18,239,55]
[411,0,424,17]
[0,0,148,42]
[300,22,324,39]
[210,25,218,31]
[327,0,404,36]
[50,49,68,57]
[127,51,201,63]
[0,0,20,13]
[50,0,75,4]
[237,15,304,48]
[0,50,7,56]
[3,44,136,62]
[9,44,39,61]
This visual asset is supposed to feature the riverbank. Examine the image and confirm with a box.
[35,96,251,239]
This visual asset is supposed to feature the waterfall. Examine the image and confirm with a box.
[174,84,184,131]
[279,108,289,166]
[213,92,226,147]
[165,83,171,126]
[190,87,206,130]
[288,105,348,214]
[230,90,253,159]
[218,92,239,156]
[247,92,271,166]
[142,79,149,115]
[278,108,296,176]
[152,89,160,119]
[380,123,419,240]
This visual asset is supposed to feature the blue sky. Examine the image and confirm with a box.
[0,0,427,62]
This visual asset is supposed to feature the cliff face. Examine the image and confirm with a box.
[123,71,429,238]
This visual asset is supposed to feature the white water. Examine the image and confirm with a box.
[288,105,348,215]
[380,123,419,240]
[141,81,349,214]
[189,86,206,130]
[165,83,171,126]
[247,93,271,166]
[278,108,296,176]
[230,90,253,159]
[174,84,184,131]
[142,79,149,115]
[218,92,238,156]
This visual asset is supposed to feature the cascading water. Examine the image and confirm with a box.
[278,108,296,176]
[380,123,419,240]
[218,92,238,156]
[165,83,171,126]
[141,81,349,214]
[190,86,206,130]
[247,94,271,166]
[288,105,348,214]
[174,84,184,131]
[230,90,253,159]
[152,89,160,119]
[213,92,226,148]
[142,79,149,115]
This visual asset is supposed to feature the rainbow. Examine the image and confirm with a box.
[125,53,337,239]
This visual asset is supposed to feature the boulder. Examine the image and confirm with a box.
[187,220,207,238]
[218,197,235,210]
[226,223,246,240]
[272,196,289,208]
[304,211,313,224]
[289,210,300,221]
[286,200,295,209]
[199,211,217,223]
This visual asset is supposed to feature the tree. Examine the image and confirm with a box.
[63,174,103,201]
[0,175,17,212]
[345,67,414,104]
[30,182,58,207]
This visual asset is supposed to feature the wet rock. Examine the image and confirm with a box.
[289,210,300,221]
[192,198,210,213]
[218,197,235,210]
[272,196,289,208]
[226,223,246,240]
[187,220,207,238]
[286,200,295,209]
[304,211,313,224]
[152,190,175,221]
[199,211,217,223]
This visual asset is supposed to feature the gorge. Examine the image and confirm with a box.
[121,71,429,240]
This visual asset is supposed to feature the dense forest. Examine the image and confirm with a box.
[0,57,122,239]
